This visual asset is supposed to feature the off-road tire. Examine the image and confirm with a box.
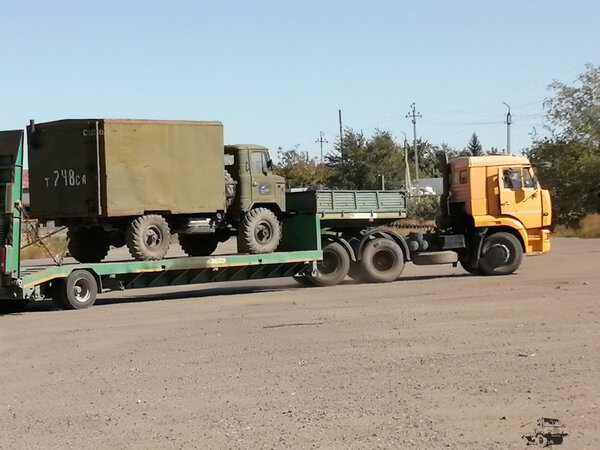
[225,170,237,208]
[307,241,350,287]
[293,274,315,287]
[237,208,282,254]
[54,270,98,310]
[179,234,219,257]
[478,232,523,275]
[126,215,171,261]
[536,434,548,447]
[67,228,110,263]
[360,238,405,283]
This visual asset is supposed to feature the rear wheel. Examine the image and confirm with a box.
[54,270,98,310]
[67,228,110,263]
[307,241,350,287]
[347,261,367,283]
[126,215,171,261]
[478,232,523,275]
[360,238,405,283]
[179,234,219,256]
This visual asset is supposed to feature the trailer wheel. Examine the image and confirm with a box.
[478,232,523,275]
[307,241,350,287]
[361,238,405,283]
[347,261,368,283]
[55,270,98,310]
[293,274,315,287]
[67,228,110,263]
[126,215,171,261]
[238,208,282,254]
[179,234,219,256]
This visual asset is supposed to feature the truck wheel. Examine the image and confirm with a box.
[55,270,98,310]
[179,234,219,256]
[225,170,236,208]
[459,260,482,275]
[238,208,282,254]
[293,274,315,287]
[126,215,171,261]
[478,232,523,275]
[536,434,548,446]
[347,261,368,283]
[307,241,350,287]
[67,228,110,263]
[361,238,405,283]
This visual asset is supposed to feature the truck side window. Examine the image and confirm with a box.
[459,170,468,184]
[523,168,536,188]
[503,169,522,189]
[251,152,266,174]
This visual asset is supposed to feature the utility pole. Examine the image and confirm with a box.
[315,131,328,165]
[503,102,511,154]
[406,103,422,185]
[338,109,344,161]
[400,131,411,193]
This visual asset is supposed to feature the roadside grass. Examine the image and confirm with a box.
[553,214,600,238]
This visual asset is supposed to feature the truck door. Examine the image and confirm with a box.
[499,167,543,228]
[249,150,276,204]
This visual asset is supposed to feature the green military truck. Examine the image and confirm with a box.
[27,119,286,262]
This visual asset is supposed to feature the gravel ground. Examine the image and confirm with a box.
[1,237,598,449]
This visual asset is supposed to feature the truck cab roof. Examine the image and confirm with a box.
[450,154,531,168]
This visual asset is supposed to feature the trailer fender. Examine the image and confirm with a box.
[356,229,410,262]
[321,235,356,262]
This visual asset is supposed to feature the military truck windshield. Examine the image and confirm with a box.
[251,151,268,174]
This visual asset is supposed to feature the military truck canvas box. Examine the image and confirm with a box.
[28,119,225,218]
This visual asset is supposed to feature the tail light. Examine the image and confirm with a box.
[0,247,5,272]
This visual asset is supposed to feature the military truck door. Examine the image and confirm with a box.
[249,149,276,205]
[498,166,543,228]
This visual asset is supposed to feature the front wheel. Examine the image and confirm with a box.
[478,232,523,275]
[237,208,282,254]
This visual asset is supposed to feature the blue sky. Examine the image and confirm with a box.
[1,0,597,162]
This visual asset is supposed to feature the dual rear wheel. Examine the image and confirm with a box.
[299,238,405,287]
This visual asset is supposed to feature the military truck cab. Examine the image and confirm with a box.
[224,144,286,214]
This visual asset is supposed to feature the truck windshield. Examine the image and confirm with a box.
[251,151,268,174]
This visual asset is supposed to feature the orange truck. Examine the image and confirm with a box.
[433,153,552,275]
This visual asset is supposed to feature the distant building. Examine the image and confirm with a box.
[412,177,443,195]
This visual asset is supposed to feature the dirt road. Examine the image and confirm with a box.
[1,237,598,449]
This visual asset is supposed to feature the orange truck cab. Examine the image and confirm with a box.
[438,153,552,275]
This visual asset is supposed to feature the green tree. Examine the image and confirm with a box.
[274,146,329,188]
[325,129,405,189]
[465,133,483,156]
[527,64,600,225]
[544,64,600,145]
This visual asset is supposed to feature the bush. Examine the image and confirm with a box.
[406,196,440,222]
